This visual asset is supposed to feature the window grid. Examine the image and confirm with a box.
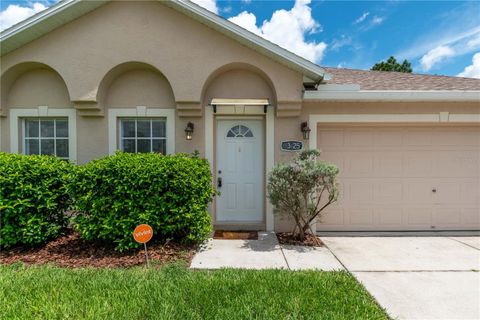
[120,118,167,154]
[226,125,253,138]
[23,118,69,159]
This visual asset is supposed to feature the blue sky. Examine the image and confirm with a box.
[1,0,479,78]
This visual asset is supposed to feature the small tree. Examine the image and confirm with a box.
[267,149,339,241]
[371,56,412,73]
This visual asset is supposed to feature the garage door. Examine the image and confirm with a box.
[316,126,480,231]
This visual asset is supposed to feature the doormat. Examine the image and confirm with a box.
[213,231,258,240]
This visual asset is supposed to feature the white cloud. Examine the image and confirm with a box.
[467,34,480,49]
[190,0,218,14]
[458,52,480,78]
[420,45,456,71]
[228,0,327,63]
[354,12,369,24]
[371,16,385,25]
[0,3,47,31]
[395,2,480,70]
[221,6,232,14]
[331,35,352,51]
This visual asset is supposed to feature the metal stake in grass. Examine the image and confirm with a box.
[133,224,154,269]
[143,242,150,268]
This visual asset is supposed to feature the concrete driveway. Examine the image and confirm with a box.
[323,236,480,320]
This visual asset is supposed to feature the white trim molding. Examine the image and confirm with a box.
[304,90,480,102]
[205,105,275,231]
[9,107,77,162]
[265,106,275,231]
[308,113,480,150]
[108,107,175,155]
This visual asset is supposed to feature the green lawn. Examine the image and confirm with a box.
[0,263,388,320]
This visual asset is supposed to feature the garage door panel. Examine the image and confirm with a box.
[432,153,479,177]
[348,208,374,225]
[346,154,374,176]
[433,182,461,204]
[434,208,462,226]
[348,181,373,203]
[320,208,345,225]
[405,180,433,204]
[404,154,433,177]
[320,152,345,173]
[374,207,403,225]
[373,181,403,203]
[461,182,480,204]
[406,208,433,226]
[375,154,404,177]
[462,209,480,225]
[374,129,404,146]
[345,128,374,147]
[431,129,480,146]
[404,130,432,146]
[318,129,344,147]
[317,125,479,231]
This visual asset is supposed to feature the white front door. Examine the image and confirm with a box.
[216,120,264,222]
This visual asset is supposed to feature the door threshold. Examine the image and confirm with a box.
[213,230,258,240]
[214,223,265,231]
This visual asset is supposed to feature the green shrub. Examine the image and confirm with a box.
[268,149,339,240]
[0,153,73,248]
[70,152,215,251]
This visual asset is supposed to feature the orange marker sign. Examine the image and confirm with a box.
[133,224,153,244]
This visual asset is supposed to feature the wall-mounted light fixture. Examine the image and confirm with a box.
[301,122,311,140]
[185,122,194,140]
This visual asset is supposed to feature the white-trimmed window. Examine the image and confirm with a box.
[108,107,175,155]
[9,107,77,161]
[120,118,166,154]
[23,118,69,158]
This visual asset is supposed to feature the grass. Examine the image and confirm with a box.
[0,263,388,320]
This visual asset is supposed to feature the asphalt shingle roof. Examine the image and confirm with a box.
[323,67,480,91]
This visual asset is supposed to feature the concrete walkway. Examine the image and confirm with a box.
[190,232,343,270]
[324,236,480,320]
[191,234,480,320]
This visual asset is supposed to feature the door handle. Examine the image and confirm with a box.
[217,177,222,188]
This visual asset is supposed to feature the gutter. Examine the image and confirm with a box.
[303,90,480,102]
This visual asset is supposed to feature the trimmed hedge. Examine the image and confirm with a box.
[70,152,215,251]
[0,153,73,248]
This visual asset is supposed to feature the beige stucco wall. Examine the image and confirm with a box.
[104,69,175,108]
[0,0,304,163]
[7,68,72,108]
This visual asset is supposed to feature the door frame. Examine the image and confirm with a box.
[205,106,275,231]
[215,117,264,225]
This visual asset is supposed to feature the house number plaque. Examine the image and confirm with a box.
[281,140,303,152]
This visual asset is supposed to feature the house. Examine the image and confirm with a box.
[1,0,479,233]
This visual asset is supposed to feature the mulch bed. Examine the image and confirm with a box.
[0,231,196,268]
[276,232,324,247]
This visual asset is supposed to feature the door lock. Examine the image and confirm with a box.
[217,177,222,188]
